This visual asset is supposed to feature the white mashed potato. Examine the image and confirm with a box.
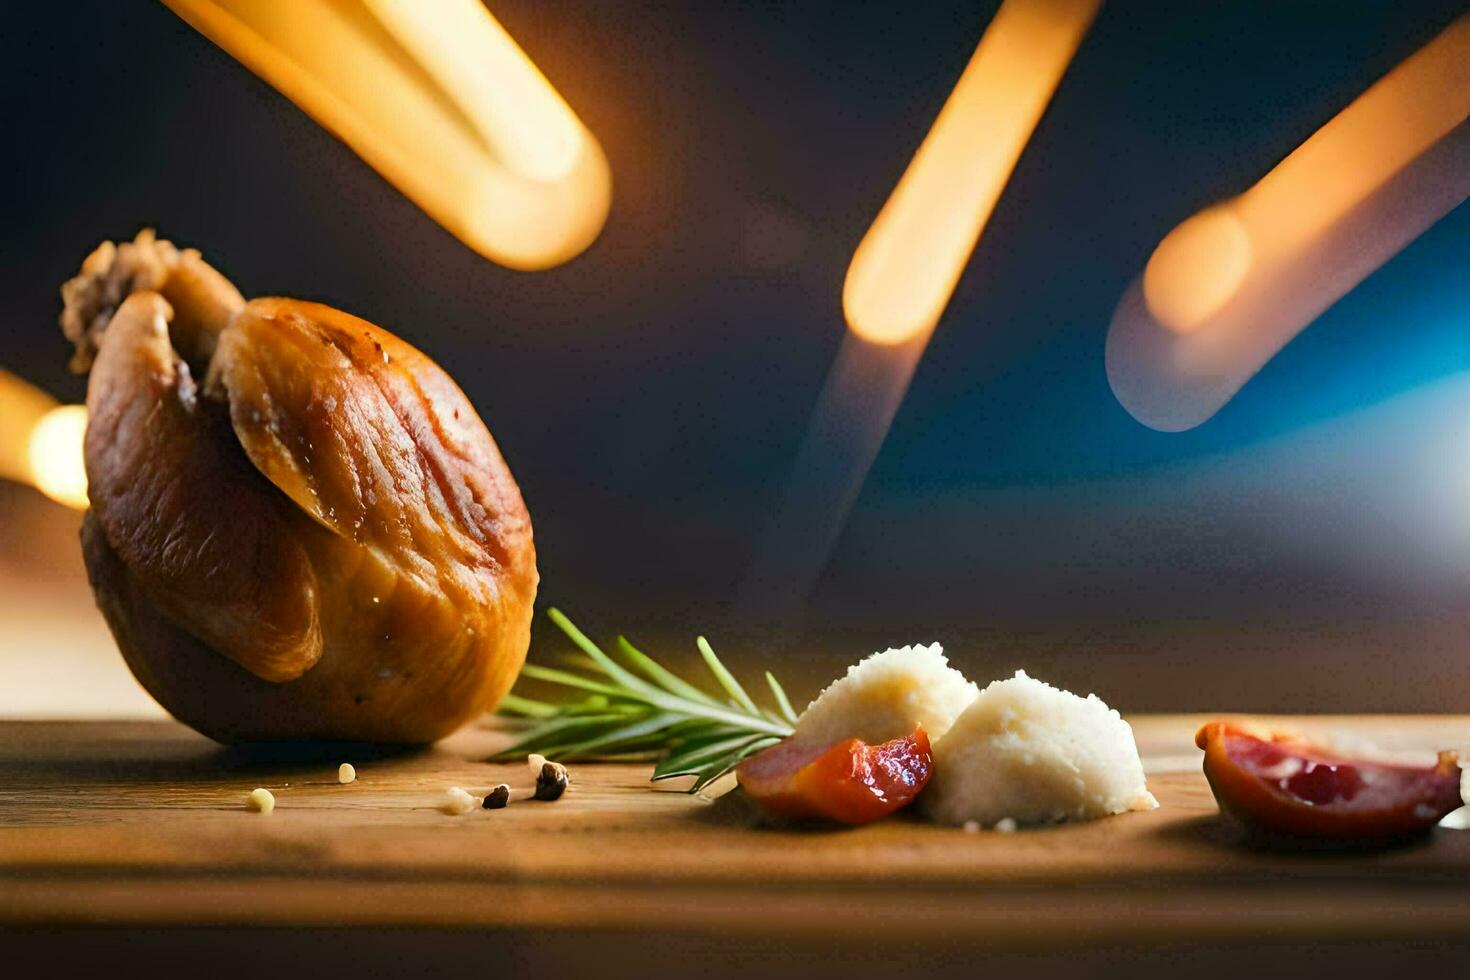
[923,670,1157,827]
[794,643,978,747]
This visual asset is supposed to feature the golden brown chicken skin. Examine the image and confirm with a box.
[67,231,537,743]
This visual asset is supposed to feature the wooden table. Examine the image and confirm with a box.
[4,716,1470,977]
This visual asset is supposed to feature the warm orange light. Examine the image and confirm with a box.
[27,405,89,511]
[0,370,57,486]
[1141,205,1252,335]
[1143,14,1470,335]
[1111,13,1470,431]
[0,371,87,510]
[163,0,611,271]
[842,0,1099,346]
[744,1,1097,616]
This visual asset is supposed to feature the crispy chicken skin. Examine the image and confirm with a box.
[67,231,537,743]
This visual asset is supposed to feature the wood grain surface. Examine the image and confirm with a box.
[3,716,1470,976]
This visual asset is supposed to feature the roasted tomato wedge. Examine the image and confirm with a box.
[1196,721,1465,844]
[736,726,933,825]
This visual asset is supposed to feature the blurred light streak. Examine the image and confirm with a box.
[742,0,1097,617]
[0,370,58,483]
[163,0,611,271]
[1109,14,1470,432]
[740,331,930,620]
[27,405,89,510]
[843,0,1100,346]
[0,371,88,510]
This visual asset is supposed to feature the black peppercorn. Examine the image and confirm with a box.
[533,760,570,801]
[482,783,511,809]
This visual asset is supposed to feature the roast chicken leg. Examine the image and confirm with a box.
[64,231,537,743]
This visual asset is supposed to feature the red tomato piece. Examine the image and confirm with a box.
[1196,721,1465,844]
[736,726,933,825]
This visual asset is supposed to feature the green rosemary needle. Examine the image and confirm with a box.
[492,608,797,793]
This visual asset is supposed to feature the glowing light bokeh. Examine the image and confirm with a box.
[842,0,1100,346]
[0,371,87,511]
[0,370,57,484]
[1112,13,1470,431]
[744,0,1098,616]
[163,0,611,271]
[1142,206,1253,336]
[26,405,88,511]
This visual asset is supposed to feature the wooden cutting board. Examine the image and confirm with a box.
[3,716,1470,974]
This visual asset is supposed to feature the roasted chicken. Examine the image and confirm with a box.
[64,231,537,743]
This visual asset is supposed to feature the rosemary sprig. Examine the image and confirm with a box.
[492,609,798,792]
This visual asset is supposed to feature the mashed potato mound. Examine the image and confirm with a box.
[924,670,1157,827]
[794,643,978,747]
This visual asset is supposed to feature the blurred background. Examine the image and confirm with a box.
[2,1,1467,718]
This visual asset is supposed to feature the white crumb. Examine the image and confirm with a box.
[440,786,477,815]
[338,763,357,785]
[247,787,275,815]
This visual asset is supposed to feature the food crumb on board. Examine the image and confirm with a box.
[440,786,477,815]
[247,788,275,815]
[533,760,570,801]
[483,784,511,810]
[994,817,1018,833]
[962,820,981,833]
[338,763,357,784]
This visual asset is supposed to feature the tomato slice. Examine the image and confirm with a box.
[736,727,933,825]
[1196,721,1465,844]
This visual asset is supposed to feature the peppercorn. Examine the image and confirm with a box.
[533,760,570,801]
[483,783,511,809]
